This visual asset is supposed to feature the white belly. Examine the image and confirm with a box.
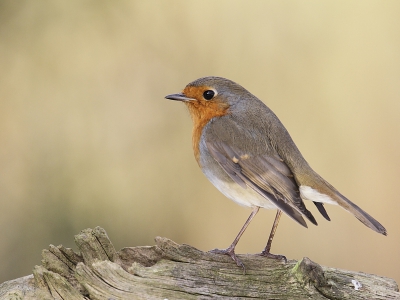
[203,168,278,209]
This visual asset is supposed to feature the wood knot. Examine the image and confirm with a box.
[295,257,327,287]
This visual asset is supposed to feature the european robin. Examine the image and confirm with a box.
[165,76,387,269]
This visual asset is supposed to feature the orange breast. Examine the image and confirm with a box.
[183,86,229,165]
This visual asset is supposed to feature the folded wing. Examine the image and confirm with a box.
[206,137,318,228]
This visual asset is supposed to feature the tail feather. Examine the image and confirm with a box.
[336,193,387,236]
[304,173,387,235]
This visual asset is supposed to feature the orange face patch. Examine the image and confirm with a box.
[182,85,230,165]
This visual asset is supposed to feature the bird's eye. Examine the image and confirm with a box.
[203,90,215,100]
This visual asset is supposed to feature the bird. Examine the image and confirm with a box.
[165,76,387,269]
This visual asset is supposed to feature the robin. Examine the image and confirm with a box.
[165,76,387,269]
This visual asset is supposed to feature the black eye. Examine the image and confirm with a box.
[203,90,215,100]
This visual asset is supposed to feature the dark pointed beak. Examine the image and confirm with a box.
[165,93,195,102]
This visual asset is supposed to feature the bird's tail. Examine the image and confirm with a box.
[314,177,387,235]
[333,190,387,235]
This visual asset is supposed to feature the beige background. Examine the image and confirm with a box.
[1,1,399,285]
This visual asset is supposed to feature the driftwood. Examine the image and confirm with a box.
[0,227,398,300]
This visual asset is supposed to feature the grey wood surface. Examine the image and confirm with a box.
[1,227,398,299]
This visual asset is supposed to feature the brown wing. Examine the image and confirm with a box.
[206,139,318,228]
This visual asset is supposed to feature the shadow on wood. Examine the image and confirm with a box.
[0,227,399,299]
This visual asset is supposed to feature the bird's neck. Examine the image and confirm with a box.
[185,101,229,164]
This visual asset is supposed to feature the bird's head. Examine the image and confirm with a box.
[165,76,252,121]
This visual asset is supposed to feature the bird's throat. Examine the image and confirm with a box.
[184,101,229,165]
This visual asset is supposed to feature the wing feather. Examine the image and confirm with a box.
[206,138,317,227]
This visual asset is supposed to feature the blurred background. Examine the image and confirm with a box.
[0,0,399,285]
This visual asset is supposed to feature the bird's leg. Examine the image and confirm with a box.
[210,206,260,270]
[260,209,287,262]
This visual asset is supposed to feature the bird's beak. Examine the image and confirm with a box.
[165,93,195,102]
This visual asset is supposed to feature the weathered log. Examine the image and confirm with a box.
[0,227,398,299]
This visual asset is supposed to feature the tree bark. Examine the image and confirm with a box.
[0,227,398,300]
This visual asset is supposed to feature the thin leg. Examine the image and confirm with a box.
[260,209,287,262]
[210,206,260,269]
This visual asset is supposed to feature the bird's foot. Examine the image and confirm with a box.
[259,250,287,263]
[209,247,245,271]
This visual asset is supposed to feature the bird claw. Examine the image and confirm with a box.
[209,247,246,271]
[259,250,287,263]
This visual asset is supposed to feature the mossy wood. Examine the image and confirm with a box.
[0,227,398,299]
